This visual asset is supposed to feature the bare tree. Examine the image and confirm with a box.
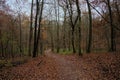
[76,0,82,55]
[106,0,116,51]
[36,0,44,54]
[33,0,44,57]
[66,0,78,53]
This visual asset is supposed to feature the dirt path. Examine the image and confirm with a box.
[46,50,82,80]
[0,50,120,80]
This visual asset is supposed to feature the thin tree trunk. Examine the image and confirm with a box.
[68,29,71,51]
[49,22,54,51]
[76,0,82,56]
[19,14,22,55]
[107,0,116,52]
[33,0,39,57]
[56,9,60,53]
[59,5,67,52]
[67,0,77,53]
[54,0,60,53]
[51,34,54,52]
[63,23,66,52]
[114,0,120,22]
[36,0,44,54]
[86,0,92,53]
[51,29,54,52]
[33,0,44,57]
[28,0,34,56]
[1,42,4,58]
[71,28,76,53]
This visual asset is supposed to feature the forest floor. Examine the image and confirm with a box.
[0,50,120,80]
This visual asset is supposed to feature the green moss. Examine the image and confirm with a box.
[0,57,28,68]
[0,60,13,68]
[54,48,85,55]
[58,49,73,55]
[4,61,13,67]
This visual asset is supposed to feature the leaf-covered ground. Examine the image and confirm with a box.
[0,50,120,80]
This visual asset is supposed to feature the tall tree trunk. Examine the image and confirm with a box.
[56,10,60,53]
[33,0,44,57]
[28,0,34,56]
[107,0,116,52]
[63,10,66,52]
[36,0,44,54]
[76,0,82,56]
[33,0,39,57]
[54,0,60,53]
[67,0,77,53]
[86,0,92,53]
[19,14,22,55]
[71,27,76,53]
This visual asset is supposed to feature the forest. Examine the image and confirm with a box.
[0,0,120,80]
